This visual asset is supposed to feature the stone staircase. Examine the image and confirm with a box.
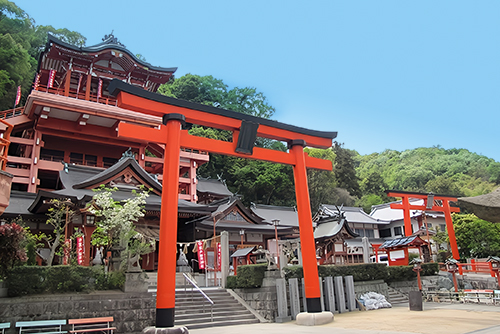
[146,272,261,329]
[387,286,409,304]
[175,288,260,329]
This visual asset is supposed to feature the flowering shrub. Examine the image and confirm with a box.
[0,223,27,279]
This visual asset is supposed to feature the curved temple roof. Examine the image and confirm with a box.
[45,34,177,73]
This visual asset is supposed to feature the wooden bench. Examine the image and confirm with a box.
[68,317,115,333]
[463,289,494,303]
[0,322,10,334]
[16,319,67,334]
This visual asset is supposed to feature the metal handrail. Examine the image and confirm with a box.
[182,272,214,323]
[183,273,214,305]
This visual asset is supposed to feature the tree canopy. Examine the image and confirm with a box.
[452,213,500,258]
[0,0,85,110]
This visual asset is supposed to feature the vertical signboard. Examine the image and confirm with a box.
[196,240,206,269]
[76,236,84,265]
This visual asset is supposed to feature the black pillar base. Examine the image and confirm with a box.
[306,297,322,313]
[156,307,175,328]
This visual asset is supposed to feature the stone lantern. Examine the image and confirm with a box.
[487,256,500,289]
[410,258,423,291]
[445,258,460,292]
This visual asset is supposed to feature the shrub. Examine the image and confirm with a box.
[0,223,27,279]
[93,267,125,290]
[421,262,439,276]
[284,262,439,283]
[6,266,47,296]
[44,265,93,293]
[225,264,267,289]
[6,265,125,296]
[386,265,415,282]
[284,263,388,281]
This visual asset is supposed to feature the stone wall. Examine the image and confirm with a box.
[0,291,155,334]
[354,279,389,298]
[232,271,280,321]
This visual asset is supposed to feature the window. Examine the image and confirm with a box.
[365,229,374,238]
[379,228,392,238]
[85,155,97,167]
[439,224,446,232]
[103,157,118,168]
[70,152,83,165]
[355,229,364,237]
[40,148,64,162]
[394,226,403,236]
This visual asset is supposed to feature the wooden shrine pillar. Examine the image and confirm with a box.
[401,196,413,237]
[156,113,184,328]
[290,140,321,312]
[443,200,460,260]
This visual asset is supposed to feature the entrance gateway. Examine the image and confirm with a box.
[108,79,337,328]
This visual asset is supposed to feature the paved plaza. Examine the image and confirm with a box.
[190,302,500,334]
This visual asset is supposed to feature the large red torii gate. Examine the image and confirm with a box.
[387,190,460,260]
[108,79,337,328]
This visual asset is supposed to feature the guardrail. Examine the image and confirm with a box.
[438,261,495,277]
[183,272,214,322]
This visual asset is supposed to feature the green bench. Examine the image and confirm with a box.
[0,322,10,334]
[15,319,66,334]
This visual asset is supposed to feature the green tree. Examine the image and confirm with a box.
[42,199,76,266]
[453,213,500,258]
[0,1,86,110]
[89,186,154,269]
[0,222,27,279]
[333,141,361,198]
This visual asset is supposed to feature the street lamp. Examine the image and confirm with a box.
[487,256,500,289]
[272,219,280,270]
[410,258,423,291]
[445,258,460,292]
[239,229,245,246]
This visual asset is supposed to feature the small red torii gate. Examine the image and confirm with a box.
[108,79,337,328]
[387,190,460,260]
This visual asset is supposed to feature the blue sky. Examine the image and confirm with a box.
[14,1,500,161]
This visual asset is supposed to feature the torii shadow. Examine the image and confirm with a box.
[109,79,337,328]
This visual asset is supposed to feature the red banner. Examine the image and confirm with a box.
[196,240,206,270]
[63,239,71,265]
[76,236,84,265]
[34,73,40,90]
[216,243,222,271]
[14,86,21,106]
[48,70,56,88]
[97,78,103,98]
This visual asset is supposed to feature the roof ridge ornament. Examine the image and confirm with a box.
[120,147,135,160]
[102,31,126,48]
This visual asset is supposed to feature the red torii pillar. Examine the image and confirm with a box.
[387,190,460,260]
[109,79,335,327]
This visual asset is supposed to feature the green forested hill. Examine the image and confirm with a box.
[357,147,499,196]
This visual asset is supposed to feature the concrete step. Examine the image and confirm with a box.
[387,287,409,304]
[174,288,260,329]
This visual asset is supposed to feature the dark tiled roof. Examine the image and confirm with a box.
[250,204,299,227]
[197,178,233,196]
[379,236,426,249]
[72,157,162,193]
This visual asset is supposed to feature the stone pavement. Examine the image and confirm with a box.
[189,302,500,334]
